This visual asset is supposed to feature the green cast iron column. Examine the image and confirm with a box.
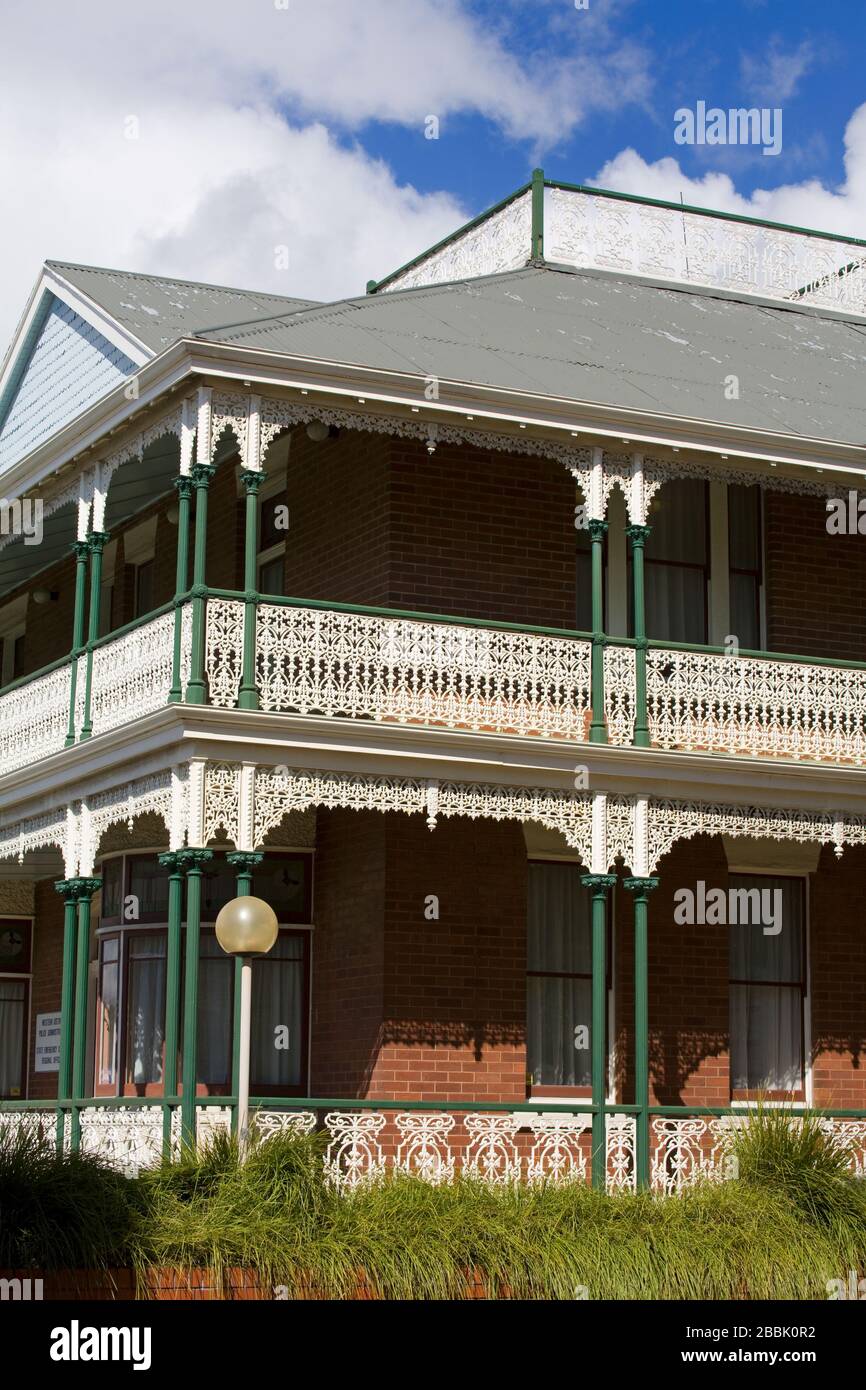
[238,470,265,710]
[588,518,609,743]
[53,879,81,1148]
[581,873,617,1189]
[626,523,651,748]
[168,476,193,703]
[79,532,110,740]
[158,851,188,1152]
[70,877,101,1151]
[185,463,217,705]
[624,875,658,1189]
[65,541,89,746]
[226,851,263,1134]
[180,849,213,1147]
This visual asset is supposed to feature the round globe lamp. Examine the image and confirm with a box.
[214,896,278,1154]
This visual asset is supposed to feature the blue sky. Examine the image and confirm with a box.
[2,0,865,348]
[355,0,863,216]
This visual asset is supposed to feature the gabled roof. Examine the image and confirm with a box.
[192,262,866,448]
[0,261,319,475]
[44,261,319,354]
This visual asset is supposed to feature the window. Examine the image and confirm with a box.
[526,863,597,1092]
[729,875,806,1098]
[0,920,32,1100]
[728,484,763,650]
[257,481,288,596]
[93,853,313,1097]
[637,478,709,643]
[134,559,155,619]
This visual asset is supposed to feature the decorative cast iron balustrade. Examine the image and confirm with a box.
[89,608,189,739]
[3,1105,866,1191]
[208,598,594,740]
[0,661,71,773]
[641,646,866,764]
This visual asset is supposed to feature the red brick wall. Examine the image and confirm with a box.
[615,837,730,1108]
[309,809,386,1096]
[27,880,64,1100]
[388,439,576,628]
[375,813,526,1102]
[810,844,866,1108]
[764,490,866,661]
[284,430,390,606]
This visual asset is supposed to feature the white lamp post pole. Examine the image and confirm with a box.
[237,955,253,1156]
[214,895,278,1161]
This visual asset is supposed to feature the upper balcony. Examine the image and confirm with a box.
[3,584,866,788]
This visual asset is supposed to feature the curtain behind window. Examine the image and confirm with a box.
[125,934,166,1086]
[729,875,804,1092]
[0,980,25,1096]
[527,863,593,1088]
[640,478,708,643]
[251,935,305,1088]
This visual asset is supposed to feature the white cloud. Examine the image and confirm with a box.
[0,0,652,352]
[740,36,816,103]
[592,102,866,240]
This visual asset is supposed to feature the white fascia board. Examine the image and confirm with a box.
[2,703,866,826]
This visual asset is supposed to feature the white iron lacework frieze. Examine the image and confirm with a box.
[644,798,864,876]
[100,406,184,494]
[381,190,533,292]
[89,609,177,738]
[254,601,592,739]
[0,809,69,868]
[645,646,866,766]
[436,782,594,862]
[606,795,635,872]
[84,773,174,872]
[395,1112,456,1183]
[546,185,866,312]
[0,661,71,773]
[203,762,242,847]
[210,392,249,462]
[253,769,426,849]
[205,598,245,708]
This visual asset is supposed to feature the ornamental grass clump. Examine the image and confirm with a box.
[0,1125,134,1270]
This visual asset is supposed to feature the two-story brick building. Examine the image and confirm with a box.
[1,171,866,1191]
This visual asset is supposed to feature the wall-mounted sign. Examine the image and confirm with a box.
[34,1012,61,1073]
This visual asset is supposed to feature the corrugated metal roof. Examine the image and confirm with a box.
[194,264,866,447]
[46,261,318,354]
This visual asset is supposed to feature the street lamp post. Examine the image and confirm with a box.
[214,895,278,1156]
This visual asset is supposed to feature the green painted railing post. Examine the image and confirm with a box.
[53,879,80,1149]
[185,464,216,705]
[70,877,101,1151]
[79,532,110,740]
[624,875,658,1189]
[238,470,265,710]
[626,524,652,747]
[226,851,263,1134]
[180,849,212,1147]
[588,518,609,743]
[158,851,188,1153]
[581,873,617,1189]
[531,166,545,260]
[168,476,193,703]
[65,541,89,746]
